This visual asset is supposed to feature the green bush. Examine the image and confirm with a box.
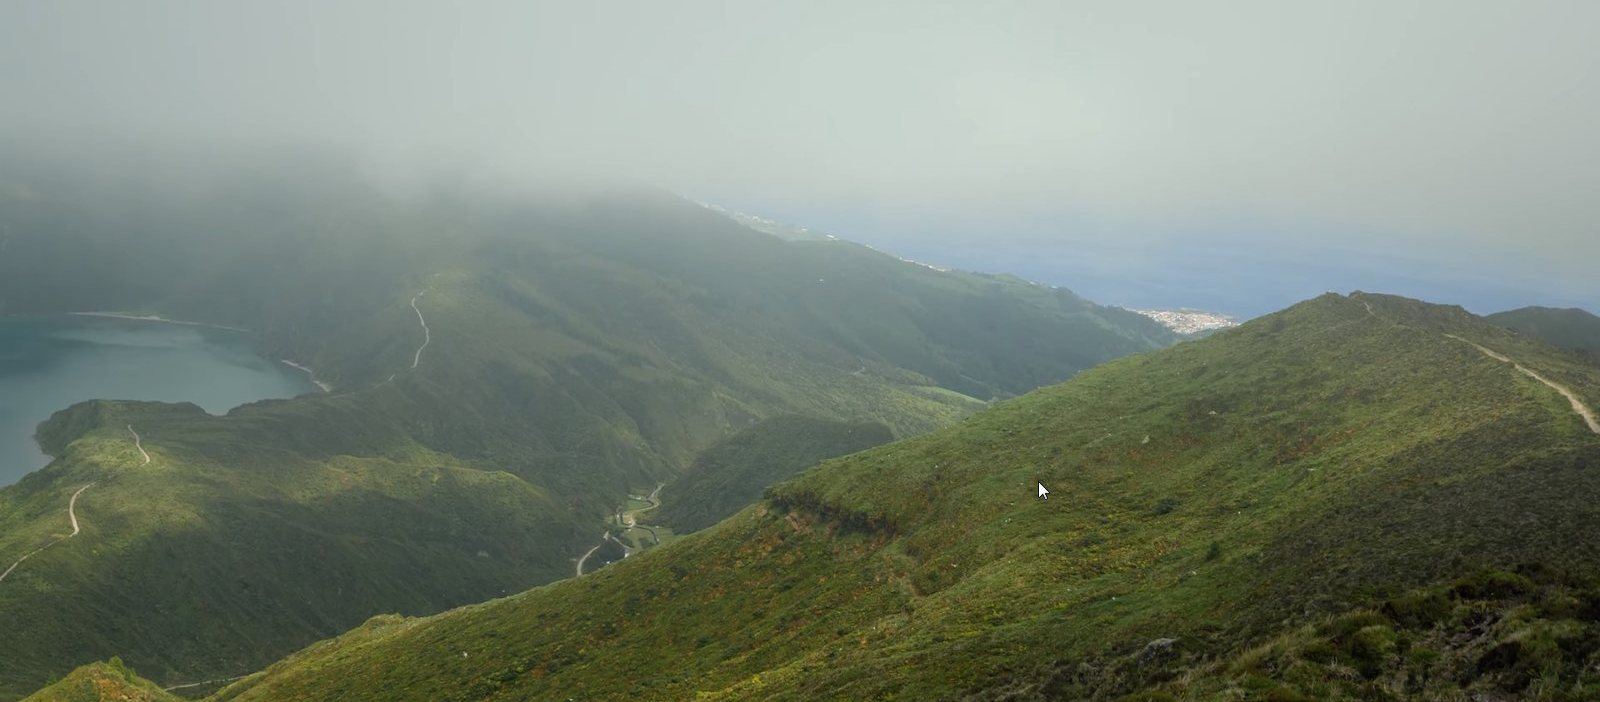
[1384,589,1451,627]
[1344,625,1398,679]
[1451,570,1536,600]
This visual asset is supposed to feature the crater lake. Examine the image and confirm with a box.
[0,315,319,486]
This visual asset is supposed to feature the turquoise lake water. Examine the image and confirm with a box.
[0,316,318,486]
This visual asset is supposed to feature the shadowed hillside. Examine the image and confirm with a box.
[656,415,895,533]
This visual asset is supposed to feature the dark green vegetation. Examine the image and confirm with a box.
[20,659,177,702]
[657,415,895,533]
[0,157,1175,698]
[130,292,1594,700]
[1134,567,1600,700]
[1490,306,1600,363]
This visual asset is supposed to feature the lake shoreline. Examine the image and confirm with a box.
[278,360,333,393]
[68,313,333,392]
[0,315,320,486]
[68,311,250,333]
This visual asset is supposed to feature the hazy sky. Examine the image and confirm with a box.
[3,1,1596,314]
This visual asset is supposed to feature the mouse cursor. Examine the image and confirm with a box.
[1037,482,1050,500]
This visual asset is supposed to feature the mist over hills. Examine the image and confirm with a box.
[0,160,1176,697]
[3,156,1598,700]
[5,3,1599,698]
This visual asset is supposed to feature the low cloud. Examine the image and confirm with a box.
[3,1,1595,303]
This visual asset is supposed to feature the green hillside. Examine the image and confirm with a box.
[1489,306,1600,362]
[0,163,1175,698]
[178,292,1600,701]
[20,660,177,702]
[657,415,895,533]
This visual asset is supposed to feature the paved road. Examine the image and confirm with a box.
[164,675,248,693]
[576,539,603,577]
[605,530,634,559]
[577,483,667,577]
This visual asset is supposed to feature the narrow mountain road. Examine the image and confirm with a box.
[622,483,664,527]
[576,539,604,577]
[0,483,95,584]
[128,424,151,465]
[605,531,634,559]
[576,483,667,577]
[1448,335,1600,434]
[410,288,431,370]
[164,675,248,693]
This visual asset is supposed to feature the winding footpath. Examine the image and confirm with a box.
[0,483,95,584]
[1356,296,1598,436]
[128,424,151,465]
[1447,335,1600,434]
[410,289,431,370]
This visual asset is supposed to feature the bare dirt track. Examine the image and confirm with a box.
[0,482,95,584]
[1448,335,1600,434]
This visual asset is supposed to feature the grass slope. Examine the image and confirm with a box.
[657,415,895,533]
[191,292,1600,701]
[1489,306,1600,362]
[0,163,1173,697]
[0,400,578,698]
[20,660,176,702]
[1134,566,1600,700]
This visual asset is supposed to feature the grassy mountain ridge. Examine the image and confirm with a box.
[1489,306,1600,364]
[178,292,1600,700]
[0,398,579,698]
[19,659,177,702]
[0,163,1175,697]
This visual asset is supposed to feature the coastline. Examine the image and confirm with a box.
[70,311,249,333]
[279,360,333,393]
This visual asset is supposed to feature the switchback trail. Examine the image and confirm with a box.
[1447,335,1600,434]
[128,424,151,465]
[621,483,664,527]
[0,483,95,584]
[576,482,667,577]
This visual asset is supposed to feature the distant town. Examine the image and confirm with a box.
[1132,308,1239,335]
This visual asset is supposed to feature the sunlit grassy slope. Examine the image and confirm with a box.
[0,174,1175,698]
[191,292,1600,701]
[19,659,177,702]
